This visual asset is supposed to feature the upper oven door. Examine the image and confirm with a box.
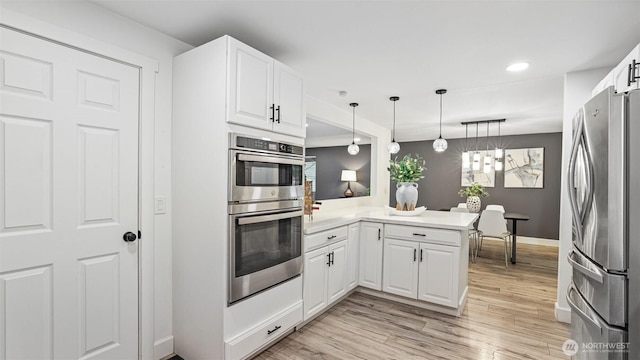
[229,149,304,203]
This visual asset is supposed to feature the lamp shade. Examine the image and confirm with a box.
[341,170,357,182]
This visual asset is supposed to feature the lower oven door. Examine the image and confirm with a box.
[229,208,303,305]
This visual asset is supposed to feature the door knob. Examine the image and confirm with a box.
[123,232,137,242]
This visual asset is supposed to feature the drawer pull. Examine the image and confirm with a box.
[267,325,282,335]
[327,235,337,240]
[412,233,426,237]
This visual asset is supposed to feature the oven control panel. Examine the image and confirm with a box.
[233,135,303,155]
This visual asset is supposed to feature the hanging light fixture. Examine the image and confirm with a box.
[462,123,470,169]
[483,122,492,173]
[494,121,503,171]
[347,103,360,155]
[432,89,448,152]
[388,96,400,154]
[473,123,481,170]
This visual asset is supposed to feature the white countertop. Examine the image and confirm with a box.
[304,206,478,234]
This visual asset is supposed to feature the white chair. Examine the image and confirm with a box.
[486,204,505,213]
[450,207,479,263]
[457,203,467,208]
[477,209,512,269]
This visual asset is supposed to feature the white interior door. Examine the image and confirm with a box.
[0,28,140,359]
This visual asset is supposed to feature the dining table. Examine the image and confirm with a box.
[503,212,530,264]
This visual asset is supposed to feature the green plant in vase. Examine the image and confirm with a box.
[387,154,426,211]
[458,183,489,213]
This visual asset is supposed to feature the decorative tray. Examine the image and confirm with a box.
[387,206,426,216]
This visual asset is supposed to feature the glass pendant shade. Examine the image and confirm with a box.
[495,160,503,171]
[347,142,360,155]
[433,136,448,152]
[483,154,492,173]
[473,152,480,162]
[472,161,480,171]
[388,141,400,154]
[462,151,470,169]
[495,147,503,159]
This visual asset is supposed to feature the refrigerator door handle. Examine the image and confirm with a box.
[568,110,585,242]
[567,284,602,334]
[567,250,604,283]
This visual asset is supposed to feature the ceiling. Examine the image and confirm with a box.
[91,0,640,141]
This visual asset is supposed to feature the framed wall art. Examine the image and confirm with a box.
[461,150,495,188]
[504,147,544,188]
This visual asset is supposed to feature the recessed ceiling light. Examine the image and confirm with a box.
[506,62,530,72]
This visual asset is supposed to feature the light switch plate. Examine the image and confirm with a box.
[155,196,167,214]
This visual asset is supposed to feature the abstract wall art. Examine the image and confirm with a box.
[504,148,544,188]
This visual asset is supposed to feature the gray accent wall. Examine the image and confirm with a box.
[306,145,371,200]
[389,133,562,239]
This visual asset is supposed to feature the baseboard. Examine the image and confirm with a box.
[555,302,571,324]
[154,335,174,360]
[483,236,559,247]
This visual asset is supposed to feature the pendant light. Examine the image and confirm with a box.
[432,89,448,152]
[462,123,470,169]
[347,103,360,155]
[495,121,503,171]
[387,96,400,154]
[483,122,492,173]
[472,123,481,170]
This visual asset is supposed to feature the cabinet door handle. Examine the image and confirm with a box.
[420,249,423,262]
[413,248,417,262]
[327,253,331,266]
[327,235,337,240]
[378,228,381,240]
[267,325,282,335]
[412,233,426,237]
[629,59,639,86]
[330,251,335,265]
[270,104,275,122]
[276,105,281,123]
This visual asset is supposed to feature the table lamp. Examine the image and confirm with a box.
[341,170,357,197]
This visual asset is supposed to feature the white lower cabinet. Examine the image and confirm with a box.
[382,238,460,308]
[303,240,347,320]
[359,222,384,290]
[346,223,360,291]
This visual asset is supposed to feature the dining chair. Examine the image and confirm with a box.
[477,209,512,269]
[485,204,505,213]
[450,207,479,263]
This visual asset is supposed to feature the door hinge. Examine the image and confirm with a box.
[138,230,142,239]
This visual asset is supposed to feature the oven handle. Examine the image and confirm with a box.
[237,210,304,225]
[237,153,303,166]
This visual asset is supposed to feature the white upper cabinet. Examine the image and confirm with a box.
[228,38,305,138]
[613,43,640,93]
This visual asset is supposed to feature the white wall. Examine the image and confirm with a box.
[0,2,192,358]
[556,66,611,323]
[306,96,392,215]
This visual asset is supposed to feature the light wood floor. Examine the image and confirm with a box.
[255,240,570,360]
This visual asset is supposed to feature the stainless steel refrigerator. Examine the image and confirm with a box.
[567,86,639,359]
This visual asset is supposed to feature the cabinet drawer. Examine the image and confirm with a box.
[225,301,302,360]
[385,224,460,246]
[305,226,348,252]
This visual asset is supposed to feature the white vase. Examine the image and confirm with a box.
[396,182,419,211]
[466,196,481,213]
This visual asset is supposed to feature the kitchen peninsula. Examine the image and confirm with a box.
[302,208,478,324]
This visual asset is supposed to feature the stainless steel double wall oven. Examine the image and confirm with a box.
[228,134,304,304]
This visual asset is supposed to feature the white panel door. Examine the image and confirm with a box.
[382,239,418,299]
[227,38,273,131]
[358,222,383,291]
[326,240,347,305]
[0,28,139,359]
[418,243,459,308]
[273,62,305,138]
[346,224,360,291]
[302,247,328,321]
